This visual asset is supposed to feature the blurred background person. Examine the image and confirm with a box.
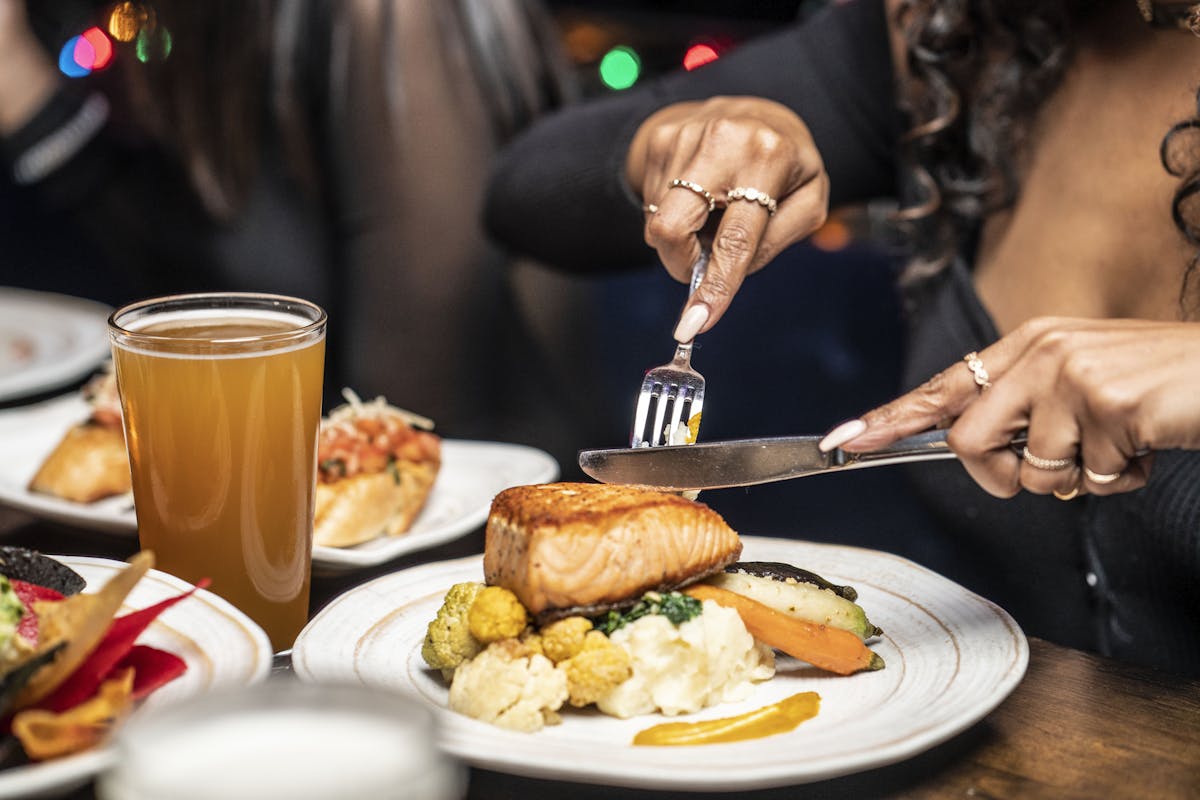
[0,0,594,465]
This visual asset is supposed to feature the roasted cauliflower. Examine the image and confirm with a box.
[467,586,528,643]
[421,581,485,677]
[539,616,593,663]
[560,630,632,707]
[448,639,568,732]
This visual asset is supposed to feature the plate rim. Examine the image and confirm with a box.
[0,288,112,403]
[292,536,1030,791]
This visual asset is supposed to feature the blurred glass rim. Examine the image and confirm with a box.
[98,679,463,800]
[107,292,327,350]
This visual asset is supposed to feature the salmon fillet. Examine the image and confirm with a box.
[484,482,742,623]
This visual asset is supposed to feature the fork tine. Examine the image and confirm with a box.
[650,384,673,447]
[665,385,687,445]
[631,377,657,447]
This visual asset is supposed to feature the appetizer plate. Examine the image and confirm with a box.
[292,537,1029,792]
[0,555,272,799]
[0,394,559,566]
[0,288,112,404]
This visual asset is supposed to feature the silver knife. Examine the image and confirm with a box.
[579,429,1008,491]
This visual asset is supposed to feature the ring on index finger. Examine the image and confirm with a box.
[668,179,716,213]
[962,351,992,390]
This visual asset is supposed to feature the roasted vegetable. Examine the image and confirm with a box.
[467,586,528,643]
[707,569,882,641]
[684,584,884,675]
[559,630,631,707]
[421,582,485,676]
[447,638,568,732]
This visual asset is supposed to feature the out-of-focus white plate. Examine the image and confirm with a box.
[293,537,1029,792]
[0,288,111,403]
[0,555,272,799]
[0,394,559,568]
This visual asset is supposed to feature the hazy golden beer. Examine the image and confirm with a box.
[109,294,326,650]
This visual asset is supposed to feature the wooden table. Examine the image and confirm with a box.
[1,508,1197,799]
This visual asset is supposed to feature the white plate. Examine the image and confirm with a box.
[292,536,1029,792]
[0,289,112,403]
[0,394,559,568]
[0,555,272,799]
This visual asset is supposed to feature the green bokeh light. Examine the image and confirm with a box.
[599,46,640,91]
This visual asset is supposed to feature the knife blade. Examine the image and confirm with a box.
[579,429,967,491]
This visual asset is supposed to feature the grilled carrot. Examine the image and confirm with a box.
[683,584,884,675]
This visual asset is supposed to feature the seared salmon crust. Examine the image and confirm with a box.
[484,482,742,623]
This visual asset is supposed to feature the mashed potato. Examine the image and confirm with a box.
[596,600,774,718]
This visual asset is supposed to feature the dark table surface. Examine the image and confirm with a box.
[2,506,1198,800]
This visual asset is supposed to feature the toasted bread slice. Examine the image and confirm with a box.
[27,423,131,504]
[313,459,438,547]
[484,482,741,622]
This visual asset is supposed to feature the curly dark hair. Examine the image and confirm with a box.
[893,0,1200,313]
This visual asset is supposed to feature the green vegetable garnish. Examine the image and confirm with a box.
[594,591,702,635]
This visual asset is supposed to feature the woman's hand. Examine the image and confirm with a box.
[626,96,829,341]
[819,317,1200,498]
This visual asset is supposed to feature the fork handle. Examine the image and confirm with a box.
[688,251,710,296]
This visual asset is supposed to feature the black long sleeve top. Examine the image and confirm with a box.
[484,0,900,273]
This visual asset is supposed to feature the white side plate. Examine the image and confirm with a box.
[0,289,111,403]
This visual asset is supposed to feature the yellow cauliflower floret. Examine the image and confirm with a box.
[519,631,545,658]
[421,582,485,678]
[468,586,529,643]
[560,630,632,707]
[448,639,568,732]
[539,616,593,663]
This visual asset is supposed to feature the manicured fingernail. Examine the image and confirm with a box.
[674,304,709,343]
[819,419,867,452]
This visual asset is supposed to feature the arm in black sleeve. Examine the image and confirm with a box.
[484,0,899,274]
[2,85,220,298]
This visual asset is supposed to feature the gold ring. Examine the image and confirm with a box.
[1084,467,1121,485]
[1053,486,1080,501]
[668,179,716,212]
[1022,446,1074,471]
[962,351,992,390]
[726,186,778,215]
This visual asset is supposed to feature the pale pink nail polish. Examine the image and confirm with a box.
[819,419,867,452]
[673,304,709,343]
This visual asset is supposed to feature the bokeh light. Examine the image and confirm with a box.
[683,43,719,71]
[108,1,155,43]
[81,28,114,70]
[135,26,173,63]
[599,46,641,91]
[58,36,91,78]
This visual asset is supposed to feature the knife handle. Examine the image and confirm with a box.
[835,429,1031,468]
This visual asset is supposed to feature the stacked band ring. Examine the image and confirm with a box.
[1084,467,1121,484]
[1022,446,1074,471]
[726,186,778,215]
[668,179,716,212]
[1053,487,1080,501]
[962,351,992,390]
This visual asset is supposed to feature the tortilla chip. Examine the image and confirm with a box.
[14,552,153,709]
[11,667,135,761]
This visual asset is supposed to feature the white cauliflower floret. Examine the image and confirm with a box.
[448,639,568,732]
[597,599,774,718]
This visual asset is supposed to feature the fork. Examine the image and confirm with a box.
[631,252,709,448]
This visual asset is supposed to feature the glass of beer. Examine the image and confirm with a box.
[108,293,326,650]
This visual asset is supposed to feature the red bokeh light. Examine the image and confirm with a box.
[683,44,719,71]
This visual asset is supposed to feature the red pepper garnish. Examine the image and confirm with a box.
[35,578,210,714]
[10,580,66,645]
